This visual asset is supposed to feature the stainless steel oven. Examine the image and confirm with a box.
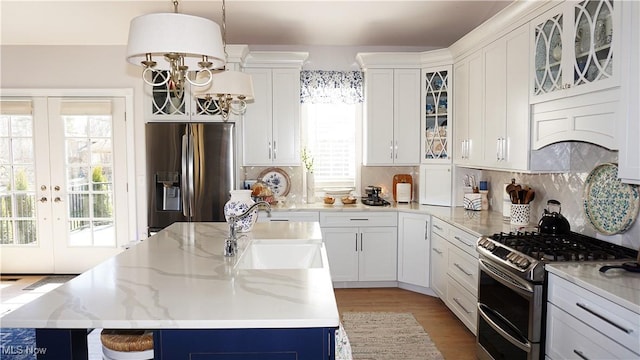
[477,258,543,360]
[476,232,638,360]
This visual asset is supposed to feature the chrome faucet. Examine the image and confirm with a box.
[224,201,271,256]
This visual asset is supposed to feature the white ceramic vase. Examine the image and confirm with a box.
[224,190,257,232]
[306,172,315,204]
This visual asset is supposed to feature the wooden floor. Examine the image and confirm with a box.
[334,287,476,360]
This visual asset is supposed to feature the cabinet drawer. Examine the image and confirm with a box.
[450,226,478,257]
[431,217,450,238]
[546,303,639,359]
[447,245,478,294]
[447,275,478,335]
[548,274,639,354]
[258,211,319,223]
[319,211,397,227]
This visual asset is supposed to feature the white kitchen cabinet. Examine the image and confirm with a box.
[531,0,618,102]
[482,25,530,171]
[397,212,430,289]
[320,212,398,285]
[242,68,302,166]
[145,71,226,122]
[429,227,447,299]
[530,0,623,151]
[546,273,640,359]
[453,50,484,166]
[421,66,451,163]
[618,1,640,184]
[454,24,570,172]
[430,217,479,335]
[363,68,421,165]
[418,164,452,206]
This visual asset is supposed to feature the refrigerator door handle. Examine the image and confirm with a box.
[187,131,195,220]
[181,133,189,217]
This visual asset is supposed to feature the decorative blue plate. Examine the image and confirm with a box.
[583,163,640,235]
[258,167,291,197]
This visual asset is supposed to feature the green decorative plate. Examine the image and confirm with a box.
[583,163,640,235]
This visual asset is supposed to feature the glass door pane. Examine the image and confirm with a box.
[573,0,613,86]
[0,113,37,245]
[62,112,115,247]
[424,70,449,160]
[533,13,563,95]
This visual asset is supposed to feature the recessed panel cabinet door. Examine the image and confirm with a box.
[322,227,359,282]
[359,227,397,282]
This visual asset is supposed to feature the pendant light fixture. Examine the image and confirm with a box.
[126,0,226,98]
[193,0,254,121]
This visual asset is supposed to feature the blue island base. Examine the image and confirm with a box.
[155,327,336,360]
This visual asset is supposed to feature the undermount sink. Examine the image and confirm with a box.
[236,239,325,269]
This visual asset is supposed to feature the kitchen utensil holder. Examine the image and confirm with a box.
[510,204,530,225]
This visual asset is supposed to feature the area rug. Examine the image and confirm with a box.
[341,312,444,360]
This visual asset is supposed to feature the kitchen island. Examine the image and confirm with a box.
[1,222,339,359]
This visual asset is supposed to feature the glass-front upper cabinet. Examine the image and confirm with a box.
[532,0,617,102]
[146,71,222,121]
[421,66,451,163]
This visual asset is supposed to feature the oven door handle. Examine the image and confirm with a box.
[479,258,534,297]
[478,303,532,353]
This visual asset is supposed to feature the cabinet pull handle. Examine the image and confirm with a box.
[496,138,501,161]
[573,350,590,360]
[349,218,368,221]
[269,219,288,222]
[268,141,272,159]
[575,302,633,334]
[433,224,443,231]
[273,141,277,160]
[360,234,363,251]
[453,297,472,314]
[454,236,472,247]
[390,140,394,159]
[433,248,443,255]
[355,234,358,251]
[501,137,506,161]
[454,262,473,276]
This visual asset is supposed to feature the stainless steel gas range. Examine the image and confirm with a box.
[475,231,638,360]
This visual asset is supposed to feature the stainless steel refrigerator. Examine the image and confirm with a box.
[146,122,235,233]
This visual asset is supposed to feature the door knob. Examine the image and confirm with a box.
[54,197,62,203]
[54,185,61,191]
[39,197,48,203]
[40,185,47,191]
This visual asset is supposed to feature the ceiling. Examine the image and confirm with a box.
[0,0,513,49]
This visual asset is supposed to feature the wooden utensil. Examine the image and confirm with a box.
[524,189,535,204]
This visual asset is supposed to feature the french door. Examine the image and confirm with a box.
[1,96,129,273]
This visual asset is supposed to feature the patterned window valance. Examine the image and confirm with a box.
[300,70,364,104]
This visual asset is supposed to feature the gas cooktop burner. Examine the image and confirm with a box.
[489,231,637,262]
[477,231,638,282]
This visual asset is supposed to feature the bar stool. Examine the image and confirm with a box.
[100,329,154,360]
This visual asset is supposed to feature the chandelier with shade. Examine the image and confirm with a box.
[126,0,254,120]
[194,0,254,120]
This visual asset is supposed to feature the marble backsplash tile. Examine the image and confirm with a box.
[479,143,638,250]
[240,142,639,250]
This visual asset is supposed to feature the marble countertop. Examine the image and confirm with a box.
[1,222,340,330]
[269,201,528,237]
[546,262,640,314]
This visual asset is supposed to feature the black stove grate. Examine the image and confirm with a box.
[490,231,638,262]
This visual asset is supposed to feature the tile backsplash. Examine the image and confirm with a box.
[462,142,639,250]
[241,142,639,250]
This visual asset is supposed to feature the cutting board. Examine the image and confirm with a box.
[393,174,413,202]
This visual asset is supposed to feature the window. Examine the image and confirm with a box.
[300,71,363,192]
[302,103,361,190]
